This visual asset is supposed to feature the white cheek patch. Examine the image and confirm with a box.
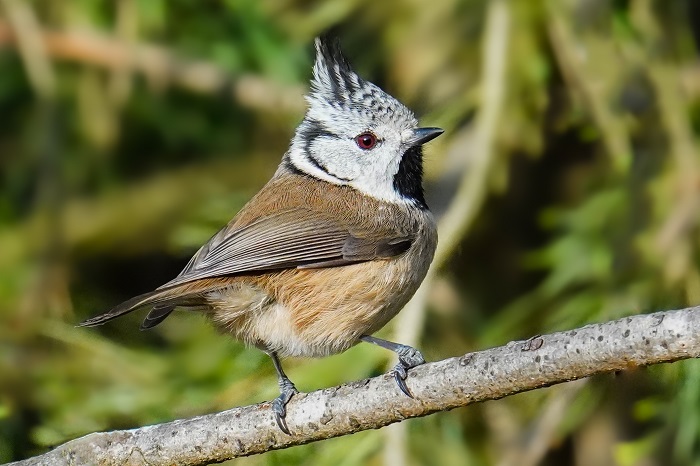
[288,94,419,206]
[310,137,370,181]
[288,147,346,186]
[348,156,407,205]
[289,134,411,206]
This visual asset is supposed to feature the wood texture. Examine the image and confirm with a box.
[10,306,700,465]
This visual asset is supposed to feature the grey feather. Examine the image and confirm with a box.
[160,207,413,288]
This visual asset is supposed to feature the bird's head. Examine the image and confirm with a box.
[287,35,442,209]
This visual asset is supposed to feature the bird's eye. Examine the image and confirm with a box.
[355,132,377,150]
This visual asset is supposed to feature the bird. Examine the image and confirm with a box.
[79,35,443,435]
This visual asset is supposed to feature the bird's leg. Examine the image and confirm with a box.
[267,351,298,435]
[360,335,425,397]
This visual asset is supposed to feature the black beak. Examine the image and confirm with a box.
[409,127,444,146]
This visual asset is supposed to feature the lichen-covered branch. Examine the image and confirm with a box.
[9,307,700,466]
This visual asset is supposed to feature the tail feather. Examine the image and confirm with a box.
[140,305,175,330]
[78,287,187,328]
[139,298,205,330]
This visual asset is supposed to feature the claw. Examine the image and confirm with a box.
[360,336,426,399]
[271,380,297,435]
[272,397,292,435]
[393,369,413,398]
[393,345,424,397]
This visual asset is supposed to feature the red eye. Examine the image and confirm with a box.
[355,132,377,150]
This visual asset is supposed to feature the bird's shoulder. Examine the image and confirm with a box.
[162,172,429,287]
[230,172,422,237]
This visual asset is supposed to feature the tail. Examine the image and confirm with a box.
[77,287,200,328]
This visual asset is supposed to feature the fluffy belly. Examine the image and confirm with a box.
[205,259,419,358]
[248,302,361,357]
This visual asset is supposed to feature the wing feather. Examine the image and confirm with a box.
[160,208,412,289]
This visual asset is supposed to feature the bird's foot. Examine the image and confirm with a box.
[390,344,425,397]
[272,377,298,435]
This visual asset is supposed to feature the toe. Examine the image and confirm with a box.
[271,389,296,435]
[403,349,425,368]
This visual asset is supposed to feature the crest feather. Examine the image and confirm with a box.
[310,35,363,103]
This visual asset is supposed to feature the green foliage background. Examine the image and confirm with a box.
[1,0,700,464]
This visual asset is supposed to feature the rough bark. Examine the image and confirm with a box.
[10,307,700,466]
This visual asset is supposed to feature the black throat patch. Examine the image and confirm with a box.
[394,145,427,209]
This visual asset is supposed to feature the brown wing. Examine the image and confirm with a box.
[159,207,413,289]
[78,175,417,329]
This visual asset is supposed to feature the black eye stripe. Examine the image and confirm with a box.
[306,152,352,181]
[299,118,338,142]
[299,118,339,158]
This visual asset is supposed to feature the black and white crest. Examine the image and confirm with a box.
[310,35,362,105]
[307,35,416,126]
[283,35,439,208]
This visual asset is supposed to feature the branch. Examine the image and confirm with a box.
[10,307,700,465]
